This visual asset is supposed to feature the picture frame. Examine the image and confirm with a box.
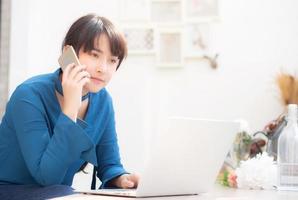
[156,28,183,68]
[150,0,182,24]
[183,22,210,58]
[123,25,155,55]
[183,0,219,22]
[119,0,150,22]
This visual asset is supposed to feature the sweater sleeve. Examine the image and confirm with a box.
[96,100,127,188]
[10,85,94,186]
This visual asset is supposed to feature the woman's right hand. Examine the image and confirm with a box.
[61,63,90,122]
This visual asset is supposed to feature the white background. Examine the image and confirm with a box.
[9,0,298,189]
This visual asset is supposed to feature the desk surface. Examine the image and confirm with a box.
[52,185,298,200]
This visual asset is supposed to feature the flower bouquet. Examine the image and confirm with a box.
[216,130,252,188]
[216,71,298,189]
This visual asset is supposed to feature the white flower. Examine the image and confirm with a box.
[235,152,277,190]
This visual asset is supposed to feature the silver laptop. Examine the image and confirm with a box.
[77,117,240,198]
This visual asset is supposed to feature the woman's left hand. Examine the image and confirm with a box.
[114,173,139,189]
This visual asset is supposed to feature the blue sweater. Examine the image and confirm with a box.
[0,69,127,187]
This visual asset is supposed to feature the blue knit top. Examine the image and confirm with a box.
[0,69,127,187]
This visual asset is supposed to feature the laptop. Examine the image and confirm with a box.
[77,117,240,198]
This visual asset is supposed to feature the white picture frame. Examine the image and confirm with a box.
[119,0,150,22]
[156,28,183,68]
[150,0,182,24]
[183,0,219,22]
[183,22,210,58]
[123,25,155,55]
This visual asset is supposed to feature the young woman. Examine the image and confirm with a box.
[0,14,138,190]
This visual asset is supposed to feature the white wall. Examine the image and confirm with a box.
[9,0,298,189]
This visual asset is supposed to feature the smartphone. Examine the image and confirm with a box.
[58,45,81,71]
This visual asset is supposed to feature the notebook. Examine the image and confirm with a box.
[77,117,240,198]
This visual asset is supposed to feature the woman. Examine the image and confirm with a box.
[0,14,138,191]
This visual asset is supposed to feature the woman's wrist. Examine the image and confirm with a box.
[107,175,122,188]
[107,174,137,189]
[62,108,77,122]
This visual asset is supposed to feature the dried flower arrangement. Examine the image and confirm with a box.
[276,72,298,105]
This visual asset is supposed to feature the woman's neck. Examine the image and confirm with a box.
[82,88,89,97]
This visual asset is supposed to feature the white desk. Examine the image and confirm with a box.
[52,185,298,200]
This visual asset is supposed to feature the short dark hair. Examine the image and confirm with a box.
[62,14,127,69]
